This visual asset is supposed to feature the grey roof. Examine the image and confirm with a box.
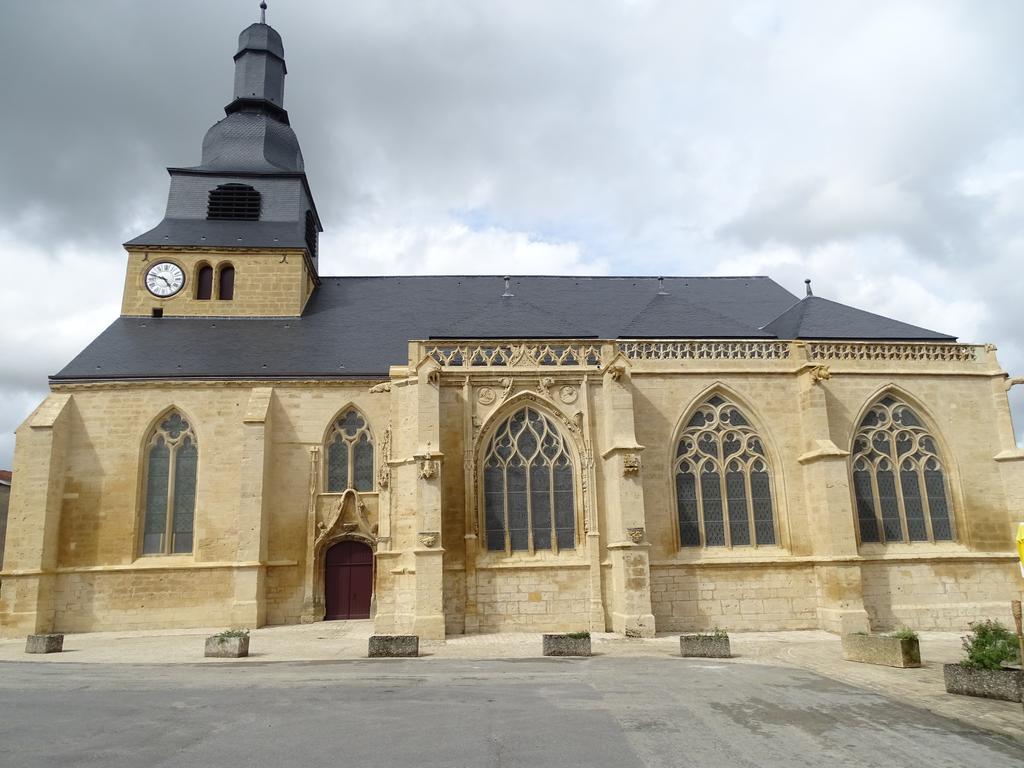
[193,109,304,173]
[124,218,308,250]
[761,295,954,341]
[52,275,956,382]
[237,23,285,62]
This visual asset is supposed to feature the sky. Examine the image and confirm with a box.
[1,0,1023,468]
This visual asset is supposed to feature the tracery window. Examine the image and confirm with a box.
[482,407,576,554]
[141,411,197,555]
[326,409,374,492]
[674,395,776,548]
[851,396,954,543]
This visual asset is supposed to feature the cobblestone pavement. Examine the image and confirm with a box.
[1,623,1021,743]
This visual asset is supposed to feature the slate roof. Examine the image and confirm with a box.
[52,276,955,382]
[761,295,954,341]
[124,218,308,250]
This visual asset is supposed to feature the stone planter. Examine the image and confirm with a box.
[943,664,1023,702]
[204,635,249,658]
[25,633,64,654]
[542,634,591,657]
[368,635,419,658]
[679,634,731,658]
[841,634,921,668]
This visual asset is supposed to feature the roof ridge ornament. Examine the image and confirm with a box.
[260,1,267,24]
[804,278,813,297]
[657,276,668,295]
[502,276,514,298]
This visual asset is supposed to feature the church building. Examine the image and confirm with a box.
[2,11,1021,641]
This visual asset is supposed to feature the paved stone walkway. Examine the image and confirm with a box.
[2,623,1021,743]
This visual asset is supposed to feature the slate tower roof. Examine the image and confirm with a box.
[125,4,322,262]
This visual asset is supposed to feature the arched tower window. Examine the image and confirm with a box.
[217,264,235,300]
[674,395,776,548]
[482,406,576,555]
[141,411,197,555]
[196,264,213,300]
[325,409,374,492]
[852,396,954,543]
[207,183,261,220]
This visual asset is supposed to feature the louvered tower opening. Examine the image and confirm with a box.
[305,209,318,258]
[207,183,261,220]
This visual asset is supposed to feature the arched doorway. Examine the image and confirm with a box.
[324,540,374,620]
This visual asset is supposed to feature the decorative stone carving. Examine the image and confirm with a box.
[537,376,555,397]
[809,365,831,383]
[419,459,437,480]
[608,364,627,381]
[477,387,496,405]
[618,341,790,361]
[418,532,439,548]
[559,385,578,404]
[424,342,601,368]
[427,369,441,386]
[378,427,392,488]
[500,377,514,401]
[369,382,392,393]
[623,453,641,474]
[626,527,645,544]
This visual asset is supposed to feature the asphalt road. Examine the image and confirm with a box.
[0,658,1020,767]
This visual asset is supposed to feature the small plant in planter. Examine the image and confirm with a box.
[543,630,591,657]
[841,627,920,668]
[205,628,250,658]
[680,627,731,658]
[943,620,1022,702]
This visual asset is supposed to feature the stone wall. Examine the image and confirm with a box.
[2,339,1022,639]
[650,563,819,631]
[474,565,591,632]
[861,558,1019,630]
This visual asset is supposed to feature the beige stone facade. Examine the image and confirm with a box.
[2,338,1021,640]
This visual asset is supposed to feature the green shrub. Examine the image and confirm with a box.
[960,620,1017,670]
[214,628,250,640]
[565,631,590,640]
[890,627,918,641]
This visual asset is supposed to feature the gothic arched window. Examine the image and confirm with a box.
[217,263,235,300]
[482,407,576,554]
[141,411,197,555]
[326,409,374,492]
[674,395,776,548]
[852,396,954,543]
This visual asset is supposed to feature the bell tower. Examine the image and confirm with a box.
[121,2,322,318]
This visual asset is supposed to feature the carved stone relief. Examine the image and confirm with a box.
[626,527,645,544]
[623,453,641,474]
[559,385,578,404]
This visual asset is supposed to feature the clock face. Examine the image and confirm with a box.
[145,262,185,298]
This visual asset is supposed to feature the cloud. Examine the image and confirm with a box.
[1,0,1023,469]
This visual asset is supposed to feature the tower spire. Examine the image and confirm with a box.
[260,1,267,24]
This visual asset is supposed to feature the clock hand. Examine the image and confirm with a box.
[158,275,171,287]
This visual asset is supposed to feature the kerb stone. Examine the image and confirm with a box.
[368,635,419,658]
[25,634,64,654]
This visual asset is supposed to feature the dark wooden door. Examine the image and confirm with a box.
[324,540,373,620]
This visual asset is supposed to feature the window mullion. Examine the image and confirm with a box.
[869,458,885,543]
[917,464,935,542]
[695,461,706,547]
[165,441,178,555]
[744,461,756,547]
[549,462,558,555]
[891,444,910,543]
[502,464,511,556]
[526,457,535,556]
[718,438,731,549]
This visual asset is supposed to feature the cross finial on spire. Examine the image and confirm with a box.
[804,278,813,297]
[260,1,268,24]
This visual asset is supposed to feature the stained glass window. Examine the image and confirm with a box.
[325,409,374,492]
[482,407,576,554]
[674,396,776,548]
[851,396,954,544]
[141,410,197,555]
